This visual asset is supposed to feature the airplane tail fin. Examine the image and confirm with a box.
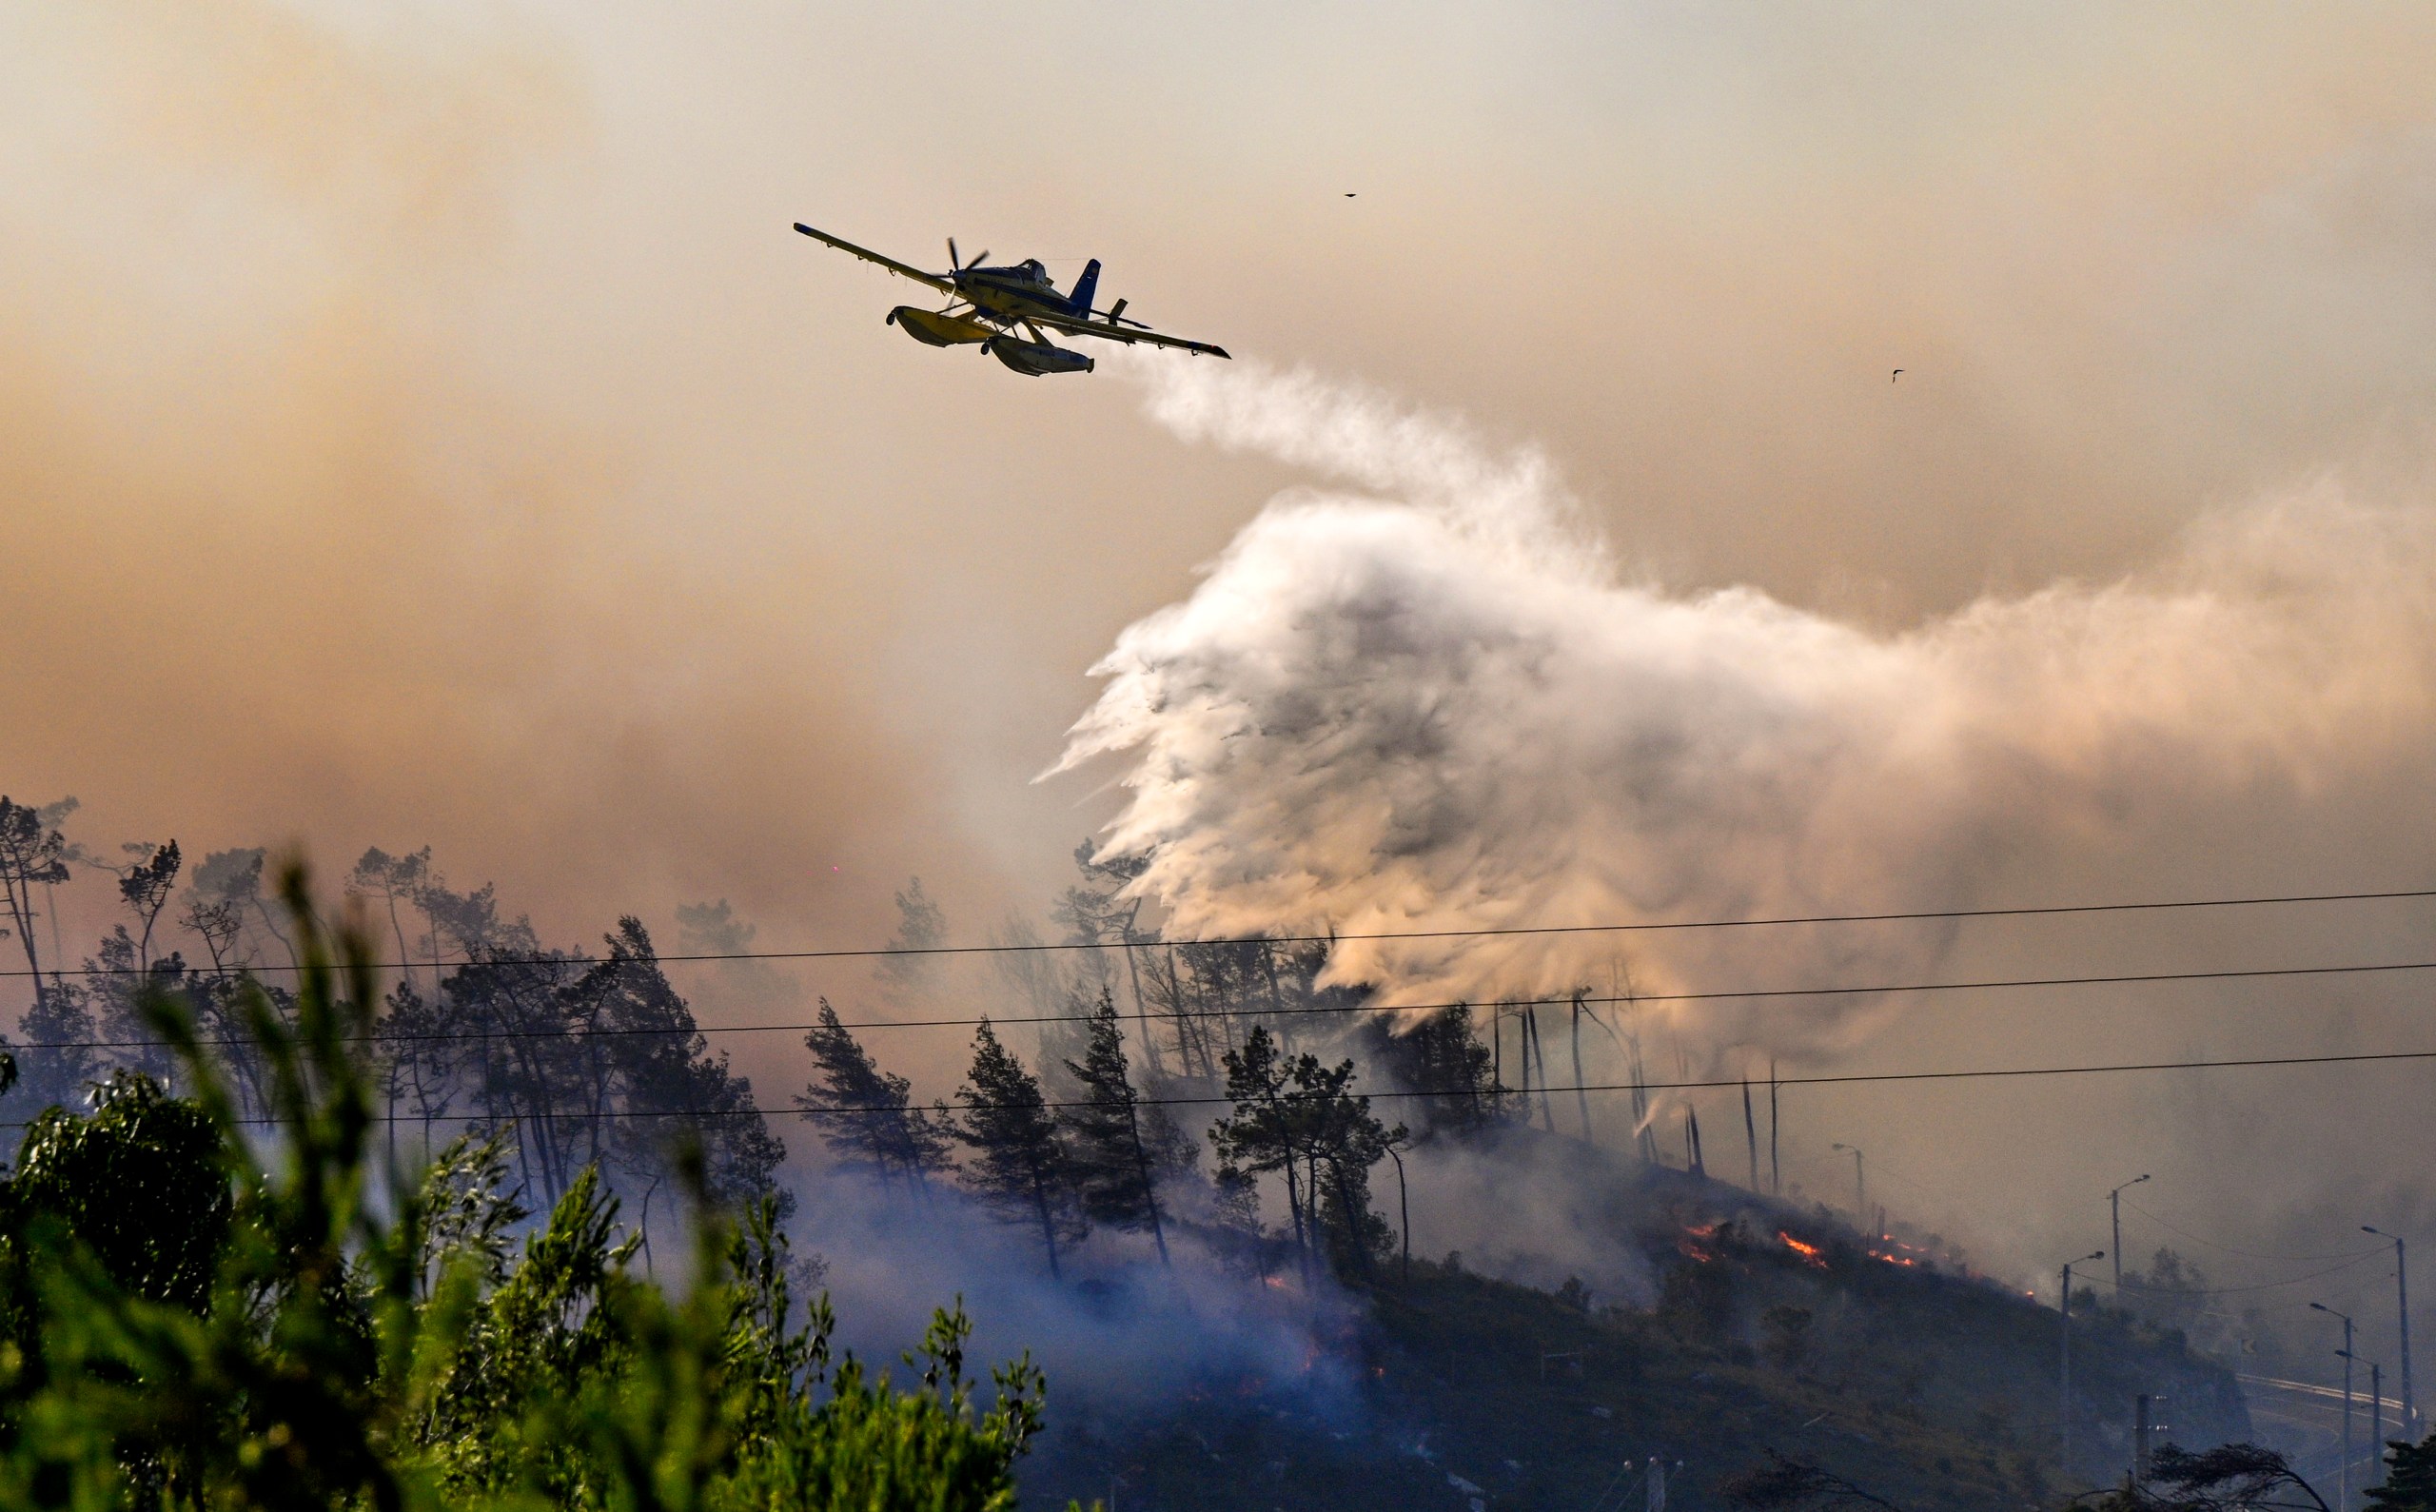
[1071,259,1102,317]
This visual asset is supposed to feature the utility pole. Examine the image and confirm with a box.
[2134,1394,2153,1487]
[1768,1061,1779,1195]
[2367,1227,2413,1437]
[1386,1140,1411,1285]
[1527,1007,1556,1132]
[2372,1362,2386,1495]
[1741,1075,1759,1191]
[2110,1174,2151,1292]
[2317,1303,2355,1510]
[2060,1249,2104,1476]
[1571,992,1594,1144]
[1833,1143,1864,1218]
[2132,1394,2172,1488]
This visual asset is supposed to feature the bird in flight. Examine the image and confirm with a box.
[1892,368,1904,383]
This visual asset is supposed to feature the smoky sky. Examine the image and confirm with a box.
[10,0,2436,1339]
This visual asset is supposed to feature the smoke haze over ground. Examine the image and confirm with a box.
[796,1168,1360,1420]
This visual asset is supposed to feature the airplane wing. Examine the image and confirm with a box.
[793,224,954,295]
[1027,306,1230,360]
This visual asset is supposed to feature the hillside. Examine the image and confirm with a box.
[1020,1142,2245,1512]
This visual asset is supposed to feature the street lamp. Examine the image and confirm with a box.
[2060,1248,2106,1476]
[2110,1175,2151,1291]
[2366,1227,2413,1437]
[2315,1302,2357,1509]
[1832,1143,1865,1223]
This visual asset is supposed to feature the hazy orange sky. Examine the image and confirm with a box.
[10,1,2436,1299]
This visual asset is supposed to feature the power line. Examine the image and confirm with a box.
[23,1041,2436,1129]
[10,884,2432,978]
[2099,1252,2386,1299]
[2120,1196,2391,1266]
[10,954,2436,1052]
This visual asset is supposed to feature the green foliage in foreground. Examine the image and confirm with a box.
[0,864,1058,1512]
[2367,1432,2436,1510]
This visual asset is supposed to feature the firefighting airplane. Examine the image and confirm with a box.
[791,223,1230,376]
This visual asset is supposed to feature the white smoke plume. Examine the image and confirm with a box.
[1059,357,2436,1064]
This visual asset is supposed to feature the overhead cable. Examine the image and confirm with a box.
[8,955,2436,1052]
[8,884,2432,978]
[21,1041,2436,1129]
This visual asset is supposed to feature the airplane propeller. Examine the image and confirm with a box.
[946,239,988,276]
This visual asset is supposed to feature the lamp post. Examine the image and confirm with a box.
[2316,1302,2356,1509]
[1832,1143,1865,1221]
[2060,1248,2105,1477]
[2110,1175,2151,1292]
[2366,1227,2413,1437]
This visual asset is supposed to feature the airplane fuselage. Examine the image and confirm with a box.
[953,261,1086,325]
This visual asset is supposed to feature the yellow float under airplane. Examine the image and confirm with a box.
[792,223,1230,376]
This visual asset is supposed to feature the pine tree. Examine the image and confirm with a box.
[1211,1025,1311,1273]
[2369,1433,2436,1510]
[1060,990,1169,1263]
[345,845,434,997]
[1366,1004,1503,1133]
[676,897,802,1013]
[0,795,71,1011]
[83,925,179,1082]
[9,984,100,1113]
[796,999,952,1193]
[1211,1026,1402,1285]
[117,839,181,972]
[583,917,788,1214]
[953,1019,1083,1279]
[874,876,947,1007]
[1280,1049,1400,1282]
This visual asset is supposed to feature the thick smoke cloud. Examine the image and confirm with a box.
[1061,358,2436,1066]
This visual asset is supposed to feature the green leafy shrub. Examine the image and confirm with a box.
[0,862,1064,1512]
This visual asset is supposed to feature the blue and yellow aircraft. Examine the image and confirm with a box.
[792,223,1230,376]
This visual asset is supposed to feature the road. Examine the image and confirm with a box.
[2237,1373,2409,1503]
